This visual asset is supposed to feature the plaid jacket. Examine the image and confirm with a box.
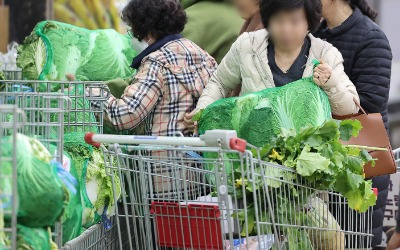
[101,39,217,136]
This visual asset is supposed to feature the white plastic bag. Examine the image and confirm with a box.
[0,42,19,70]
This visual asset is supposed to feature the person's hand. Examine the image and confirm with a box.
[65,73,101,97]
[313,60,333,86]
[66,73,76,81]
[387,231,400,249]
[184,110,198,135]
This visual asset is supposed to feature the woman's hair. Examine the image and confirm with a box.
[348,0,378,22]
[260,0,322,32]
[121,0,187,41]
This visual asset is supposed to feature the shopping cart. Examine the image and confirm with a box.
[0,79,109,247]
[395,148,400,171]
[0,80,109,134]
[84,130,374,250]
[0,105,26,249]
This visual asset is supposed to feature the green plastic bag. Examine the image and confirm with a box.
[16,225,55,250]
[49,147,83,245]
[199,77,332,147]
[0,134,67,228]
[63,132,121,228]
[63,132,100,228]
[17,21,137,85]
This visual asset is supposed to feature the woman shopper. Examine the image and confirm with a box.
[184,0,360,131]
[229,0,263,97]
[234,0,263,34]
[83,0,217,137]
[314,1,392,248]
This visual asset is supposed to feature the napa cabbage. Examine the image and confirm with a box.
[198,77,332,147]
[17,21,137,85]
[82,149,121,227]
[0,134,66,228]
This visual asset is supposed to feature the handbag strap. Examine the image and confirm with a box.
[353,97,368,115]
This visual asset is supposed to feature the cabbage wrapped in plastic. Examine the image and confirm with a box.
[16,225,56,250]
[198,77,332,147]
[63,132,121,228]
[0,134,67,227]
[17,21,137,85]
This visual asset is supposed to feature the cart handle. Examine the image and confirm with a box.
[84,132,101,148]
[84,130,248,152]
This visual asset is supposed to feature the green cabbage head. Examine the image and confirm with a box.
[198,77,332,147]
[17,21,137,85]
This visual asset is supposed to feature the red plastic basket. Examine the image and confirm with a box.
[150,202,223,249]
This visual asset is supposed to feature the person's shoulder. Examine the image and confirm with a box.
[148,39,215,64]
[354,15,389,42]
[308,34,342,62]
[234,29,268,53]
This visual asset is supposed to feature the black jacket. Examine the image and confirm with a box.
[315,8,393,248]
[315,8,392,130]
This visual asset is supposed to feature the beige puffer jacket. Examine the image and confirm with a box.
[195,29,360,116]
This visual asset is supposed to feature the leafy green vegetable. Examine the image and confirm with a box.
[17,21,136,84]
[199,77,332,147]
[339,119,362,141]
[256,120,377,212]
[228,120,377,249]
[296,146,331,177]
[0,134,67,228]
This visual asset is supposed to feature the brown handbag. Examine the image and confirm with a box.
[333,99,396,178]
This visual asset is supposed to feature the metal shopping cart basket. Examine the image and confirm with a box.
[0,79,109,134]
[83,130,375,250]
[0,79,109,247]
[0,105,25,249]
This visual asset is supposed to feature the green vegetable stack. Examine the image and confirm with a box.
[17,21,137,84]
[231,120,377,249]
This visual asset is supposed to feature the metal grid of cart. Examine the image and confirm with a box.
[0,78,110,247]
[0,105,25,249]
[82,130,374,250]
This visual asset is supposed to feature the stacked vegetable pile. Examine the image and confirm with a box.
[196,73,378,248]
[0,134,68,249]
[17,21,136,83]
[230,119,377,249]
[53,0,123,32]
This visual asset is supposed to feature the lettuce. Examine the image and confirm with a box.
[17,21,137,84]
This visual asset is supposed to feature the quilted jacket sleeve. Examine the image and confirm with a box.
[351,29,392,114]
[320,46,360,116]
[195,36,243,112]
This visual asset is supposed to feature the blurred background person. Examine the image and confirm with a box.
[181,0,243,63]
[314,0,392,248]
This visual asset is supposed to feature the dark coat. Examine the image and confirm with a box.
[315,8,393,248]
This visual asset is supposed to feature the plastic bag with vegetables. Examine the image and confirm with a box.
[63,132,121,228]
[0,134,67,228]
[17,21,136,85]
